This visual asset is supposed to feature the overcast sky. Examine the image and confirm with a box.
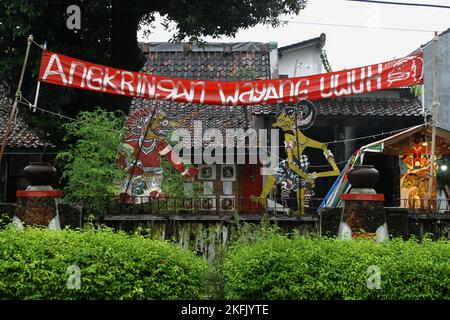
[137,0,450,71]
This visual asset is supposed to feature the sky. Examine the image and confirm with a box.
[137,0,450,71]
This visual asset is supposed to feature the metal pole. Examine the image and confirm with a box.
[0,35,34,164]
[428,31,439,202]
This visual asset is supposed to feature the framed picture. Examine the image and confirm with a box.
[203,181,214,195]
[200,196,216,211]
[222,181,233,195]
[181,198,193,211]
[198,165,216,180]
[221,165,236,181]
[183,182,193,194]
[220,196,235,212]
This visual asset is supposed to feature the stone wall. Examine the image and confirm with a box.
[319,207,342,236]
[0,203,82,229]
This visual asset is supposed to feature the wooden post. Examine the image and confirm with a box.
[428,32,439,203]
[0,35,34,163]
[293,108,305,215]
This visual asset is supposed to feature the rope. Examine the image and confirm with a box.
[16,95,420,147]
[31,39,45,50]
[17,99,75,121]
[259,145,349,168]
[323,125,418,145]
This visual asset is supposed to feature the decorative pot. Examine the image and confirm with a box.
[347,165,379,189]
[24,162,58,186]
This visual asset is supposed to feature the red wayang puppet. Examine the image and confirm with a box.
[117,107,198,203]
[404,134,430,169]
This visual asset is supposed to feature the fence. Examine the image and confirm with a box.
[105,196,325,216]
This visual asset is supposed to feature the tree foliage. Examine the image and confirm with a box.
[0,0,308,146]
[55,109,125,213]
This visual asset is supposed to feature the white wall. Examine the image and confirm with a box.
[278,45,323,78]
[423,31,450,131]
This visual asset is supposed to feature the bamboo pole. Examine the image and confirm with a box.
[0,35,34,163]
[428,31,439,202]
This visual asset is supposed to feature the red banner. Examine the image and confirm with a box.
[39,50,423,106]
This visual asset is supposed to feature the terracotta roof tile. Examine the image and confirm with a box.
[141,42,271,81]
[0,86,50,149]
[129,42,271,146]
[251,96,423,117]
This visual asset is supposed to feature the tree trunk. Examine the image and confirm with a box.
[106,0,146,112]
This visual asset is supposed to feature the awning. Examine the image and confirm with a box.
[319,124,450,209]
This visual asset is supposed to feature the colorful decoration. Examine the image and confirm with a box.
[400,134,437,210]
[117,106,198,203]
[320,125,444,211]
[259,100,340,214]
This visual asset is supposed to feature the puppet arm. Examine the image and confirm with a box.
[159,144,198,178]
[294,131,340,178]
[314,147,340,178]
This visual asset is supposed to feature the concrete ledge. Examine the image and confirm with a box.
[16,190,63,197]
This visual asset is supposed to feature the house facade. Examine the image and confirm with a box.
[120,42,272,212]
[120,35,424,213]
[277,33,326,78]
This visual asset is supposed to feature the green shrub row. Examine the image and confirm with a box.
[1,225,449,300]
[223,234,450,300]
[0,227,209,299]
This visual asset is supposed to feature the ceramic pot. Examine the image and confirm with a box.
[24,162,57,186]
[347,165,379,189]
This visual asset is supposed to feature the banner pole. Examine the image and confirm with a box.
[0,35,34,164]
[428,31,439,203]
[33,42,47,112]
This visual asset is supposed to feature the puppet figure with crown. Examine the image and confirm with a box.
[117,106,198,203]
[259,100,340,214]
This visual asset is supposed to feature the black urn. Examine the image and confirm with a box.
[24,162,58,186]
[347,165,379,189]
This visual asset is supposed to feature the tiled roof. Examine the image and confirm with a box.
[131,100,253,147]
[131,42,270,146]
[139,42,271,81]
[278,33,326,55]
[0,86,49,149]
[251,96,423,117]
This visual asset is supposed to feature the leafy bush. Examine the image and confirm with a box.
[0,227,209,299]
[56,109,126,213]
[224,233,450,300]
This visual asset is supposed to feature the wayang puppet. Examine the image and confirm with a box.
[117,106,198,203]
[259,100,340,214]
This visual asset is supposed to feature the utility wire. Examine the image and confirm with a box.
[21,0,443,33]
[324,125,418,144]
[15,96,421,147]
[347,0,450,9]
[284,20,438,33]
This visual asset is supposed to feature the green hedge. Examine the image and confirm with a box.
[223,234,450,300]
[0,227,209,299]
